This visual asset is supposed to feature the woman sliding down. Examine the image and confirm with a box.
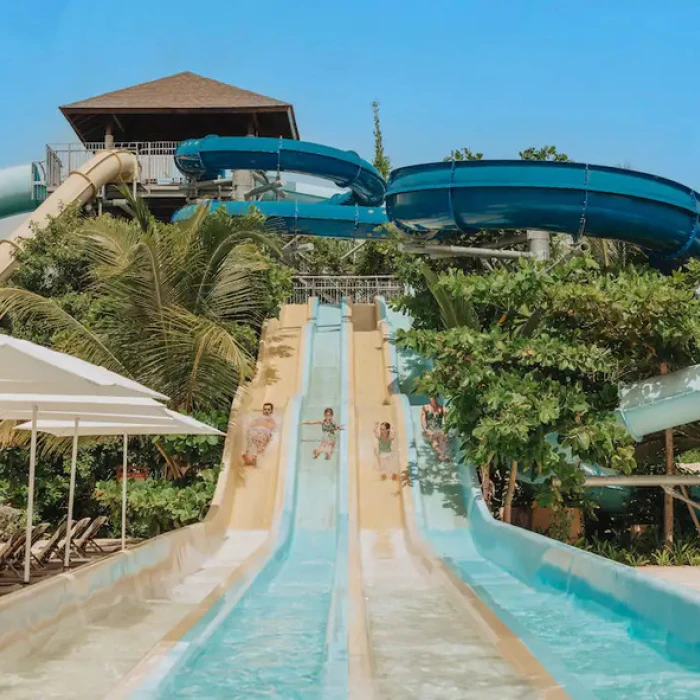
[303,407,343,460]
[242,402,276,467]
[421,396,449,462]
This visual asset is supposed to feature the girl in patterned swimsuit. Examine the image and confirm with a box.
[303,407,343,460]
[374,422,398,480]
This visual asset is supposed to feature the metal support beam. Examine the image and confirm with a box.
[339,241,366,261]
[664,486,700,513]
[399,243,533,260]
[571,475,700,487]
[245,180,284,200]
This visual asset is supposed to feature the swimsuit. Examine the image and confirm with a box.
[377,435,393,454]
[319,420,339,450]
[246,417,275,456]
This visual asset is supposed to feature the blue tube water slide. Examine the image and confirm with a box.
[386,160,700,258]
[172,199,387,240]
[174,137,700,261]
[175,136,386,206]
[173,135,389,239]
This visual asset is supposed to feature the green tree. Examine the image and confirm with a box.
[0,196,290,412]
[397,255,700,522]
[444,148,483,162]
[371,100,392,179]
[519,145,570,161]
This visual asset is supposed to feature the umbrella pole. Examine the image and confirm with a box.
[64,418,80,569]
[23,405,38,584]
[121,434,128,551]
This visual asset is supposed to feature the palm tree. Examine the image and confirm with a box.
[0,193,280,413]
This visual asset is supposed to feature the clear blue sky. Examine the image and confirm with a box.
[1,0,699,189]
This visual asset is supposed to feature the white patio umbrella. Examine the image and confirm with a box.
[16,410,224,563]
[0,335,167,400]
[0,334,171,583]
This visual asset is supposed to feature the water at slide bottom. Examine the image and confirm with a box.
[406,404,700,700]
[156,305,343,699]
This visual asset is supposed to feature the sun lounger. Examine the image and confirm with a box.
[0,531,27,575]
[33,521,69,568]
[72,516,108,558]
[0,522,50,576]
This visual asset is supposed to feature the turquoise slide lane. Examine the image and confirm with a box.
[146,304,348,699]
[385,307,700,700]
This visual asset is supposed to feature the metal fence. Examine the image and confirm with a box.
[289,276,404,305]
[45,142,183,188]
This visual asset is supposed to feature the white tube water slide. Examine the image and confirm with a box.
[0,150,138,281]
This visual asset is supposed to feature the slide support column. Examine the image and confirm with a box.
[527,230,550,261]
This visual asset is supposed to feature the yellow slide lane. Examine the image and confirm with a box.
[227,303,308,532]
[0,304,312,700]
[352,302,544,699]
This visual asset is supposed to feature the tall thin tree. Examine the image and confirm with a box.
[372,100,391,179]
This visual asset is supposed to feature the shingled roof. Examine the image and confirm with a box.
[60,72,299,142]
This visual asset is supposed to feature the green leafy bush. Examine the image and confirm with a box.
[577,530,700,567]
[95,469,218,538]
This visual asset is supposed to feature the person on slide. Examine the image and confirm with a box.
[303,407,343,460]
[374,421,398,480]
[421,397,449,462]
[242,402,276,467]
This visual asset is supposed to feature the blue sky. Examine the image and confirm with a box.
[0,0,699,189]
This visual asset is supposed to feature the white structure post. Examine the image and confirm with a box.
[64,417,80,569]
[121,434,128,551]
[23,405,38,584]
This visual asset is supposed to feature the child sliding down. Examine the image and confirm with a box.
[374,422,398,480]
[303,407,344,460]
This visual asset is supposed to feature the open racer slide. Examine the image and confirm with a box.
[385,305,700,699]
[0,304,310,697]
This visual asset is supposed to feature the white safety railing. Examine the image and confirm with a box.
[289,276,404,305]
[45,142,184,188]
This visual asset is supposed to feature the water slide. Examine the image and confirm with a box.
[171,136,388,238]
[119,299,559,698]
[349,301,549,697]
[385,160,700,258]
[0,304,309,697]
[0,163,45,220]
[0,151,137,281]
[385,305,700,699]
[112,301,350,698]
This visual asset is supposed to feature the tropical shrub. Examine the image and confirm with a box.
[95,469,218,538]
[396,253,700,521]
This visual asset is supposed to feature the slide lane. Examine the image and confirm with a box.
[385,306,700,700]
[0,304,308,699]
[351,301,544,699]
[133,302,349,699]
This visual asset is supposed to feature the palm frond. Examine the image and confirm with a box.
[0,288,127,373]
[421,262,480,330]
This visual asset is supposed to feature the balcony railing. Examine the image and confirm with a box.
[45,142,183,189]
[289,276,404,305]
